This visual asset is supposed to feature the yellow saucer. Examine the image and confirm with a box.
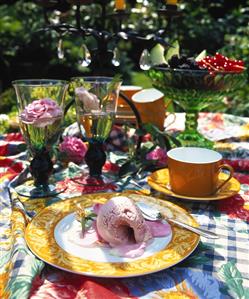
[147,168,240,201]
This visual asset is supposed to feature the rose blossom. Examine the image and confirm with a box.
[59,136,87,164]
[20,98,63,128]
[75,87,100,112]
[146,147,167,167]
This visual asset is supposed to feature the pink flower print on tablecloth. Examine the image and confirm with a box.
[59,136,87,164]
[146,147,167,167]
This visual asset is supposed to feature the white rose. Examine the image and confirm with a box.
[75,87,100,112]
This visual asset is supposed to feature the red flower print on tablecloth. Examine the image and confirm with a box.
[56,177,117,194]
[223,159,249,173]
[217,171,249,222]
[5,132,24,142]
[103,161,120,173]
[218,194,249,222]
[30,269,136,299]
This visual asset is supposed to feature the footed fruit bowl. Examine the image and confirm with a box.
[148,66,246,148]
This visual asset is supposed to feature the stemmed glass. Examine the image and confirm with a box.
[148,68,246,148]
[72,76,122,186]
[12,79,68,198]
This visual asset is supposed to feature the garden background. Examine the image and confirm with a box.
[0,0,248,131]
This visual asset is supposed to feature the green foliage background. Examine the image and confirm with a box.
[0,0,248,116]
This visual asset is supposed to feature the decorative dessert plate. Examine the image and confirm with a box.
[25,192,200,278]
[148,168,240,201]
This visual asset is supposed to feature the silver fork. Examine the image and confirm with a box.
[137,202,219,239]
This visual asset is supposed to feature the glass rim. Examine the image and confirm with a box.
[153,66,245,75]
[167,147,222,164]
[12,79,69,86]
[70,76,121,83]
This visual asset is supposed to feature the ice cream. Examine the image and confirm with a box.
[96,196,152,247]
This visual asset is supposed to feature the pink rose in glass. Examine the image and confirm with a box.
[146,147,167,167]
[59,136,87,164]
[20,98,63,128]
[75,87,100,112]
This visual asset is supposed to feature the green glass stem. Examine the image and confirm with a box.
[177,112,214,148]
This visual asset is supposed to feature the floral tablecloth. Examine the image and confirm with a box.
[0,113,249,299]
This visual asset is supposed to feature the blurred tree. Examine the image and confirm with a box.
[0,0,248,115]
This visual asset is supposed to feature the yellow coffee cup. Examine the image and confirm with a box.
[132,88,173,130]
[118,85,142,108]
[167,147,234,197]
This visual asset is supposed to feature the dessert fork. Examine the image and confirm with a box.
[137,202,219,239]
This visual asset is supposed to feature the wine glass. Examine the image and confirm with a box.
[148,67,246,148]
[12,79,68,198]
[72,76,122,186]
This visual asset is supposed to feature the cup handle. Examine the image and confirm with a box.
[215,164,234,193]
[165,112,176,130]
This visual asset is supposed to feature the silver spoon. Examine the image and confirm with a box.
[137,202,219,239]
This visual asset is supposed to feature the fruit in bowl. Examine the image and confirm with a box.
[147,44,246,148]
[197,52,245,74]
[151,43,245,74]
[150,49,246,98]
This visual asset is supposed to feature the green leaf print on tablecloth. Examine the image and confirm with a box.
[5,249,44,299]
[180,241,222,267]
[7,276,35,299]
[218,261,249,299]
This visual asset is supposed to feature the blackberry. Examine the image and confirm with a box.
[167,54,203,71]
[168,55,180,68]
[178,63,190,69]
[187,58,200,70]
[179,55,188,65]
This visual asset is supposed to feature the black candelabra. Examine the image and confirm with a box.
[35,0,181,74]
[35,0,182,151]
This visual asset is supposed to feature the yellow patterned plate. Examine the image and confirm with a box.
[25,192,200,278]
[148,168,240,201]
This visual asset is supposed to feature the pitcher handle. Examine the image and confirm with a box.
[215,164,234,193]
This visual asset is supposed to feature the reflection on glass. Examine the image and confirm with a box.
[57,39,64,59]
[139,49,151,70]
[79,44,92,67]
[112,47,121,67]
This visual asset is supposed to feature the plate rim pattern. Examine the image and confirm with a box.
[25,192,200,278]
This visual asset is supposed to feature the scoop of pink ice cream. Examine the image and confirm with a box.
[96,196,152,247]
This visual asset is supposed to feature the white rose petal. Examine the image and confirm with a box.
[75,87,100,112]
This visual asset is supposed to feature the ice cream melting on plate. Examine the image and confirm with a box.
[72,196,172,258]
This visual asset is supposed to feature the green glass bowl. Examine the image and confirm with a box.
[147,67,246,148]
[148,67,246,111]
